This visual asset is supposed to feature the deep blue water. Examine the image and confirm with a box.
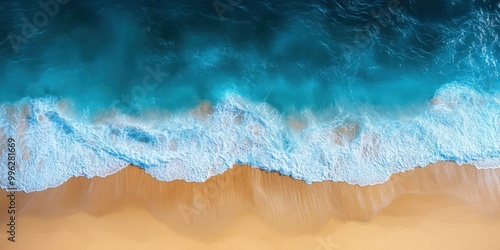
[0,0,499,191]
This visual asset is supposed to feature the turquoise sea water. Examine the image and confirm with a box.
[0,0,499,191]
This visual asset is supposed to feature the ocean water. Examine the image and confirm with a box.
[0,0,499,191]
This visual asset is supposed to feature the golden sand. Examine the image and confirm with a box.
[1,162,500,249]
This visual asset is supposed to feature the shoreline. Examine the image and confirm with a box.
[2,162,500,224]
[1,161,500,249]
[3,83,499,192]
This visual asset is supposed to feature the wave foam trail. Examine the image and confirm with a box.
[0,83,499,191]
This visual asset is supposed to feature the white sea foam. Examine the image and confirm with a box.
[0,83,499,192]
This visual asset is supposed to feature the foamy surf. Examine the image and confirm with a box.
[0,83,498,192]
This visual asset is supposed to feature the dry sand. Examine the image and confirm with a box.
[1,162,500,249]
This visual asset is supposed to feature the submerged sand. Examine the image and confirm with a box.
[1,162,500,249]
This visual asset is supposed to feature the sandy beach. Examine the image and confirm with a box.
[1,162,500,249]
[1,0,499,249]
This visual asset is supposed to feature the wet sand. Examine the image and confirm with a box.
[1,162,500,249]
